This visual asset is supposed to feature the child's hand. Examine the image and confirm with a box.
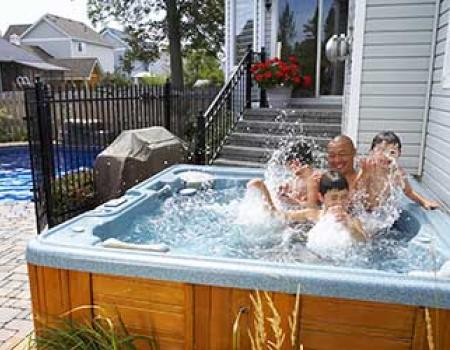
[421,199,440,210]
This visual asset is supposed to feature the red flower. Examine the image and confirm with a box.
[288,55,298,63]
[264,71,272,79]
[275,71,284,78]
[292,76,302,85]
[255,74,263,81]
[303,75,313,88]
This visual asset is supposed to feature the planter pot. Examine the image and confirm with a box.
[266,86,292,109]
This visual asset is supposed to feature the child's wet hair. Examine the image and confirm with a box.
[319,171,349,196]
[286,141,313,164]
[370,131,402,151]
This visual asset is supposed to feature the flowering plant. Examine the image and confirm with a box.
[251,56,313,89]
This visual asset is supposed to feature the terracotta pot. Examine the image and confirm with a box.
[266,86,292,108]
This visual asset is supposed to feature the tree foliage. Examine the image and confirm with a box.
[184,50,224,86]
[87,0,224,88]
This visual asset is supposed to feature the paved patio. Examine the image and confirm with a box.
[0,202,36,350]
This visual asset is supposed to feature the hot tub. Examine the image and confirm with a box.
[27,165,450,350]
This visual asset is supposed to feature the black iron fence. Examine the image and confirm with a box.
[25,79,218,232]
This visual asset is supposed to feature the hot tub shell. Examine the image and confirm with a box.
[27,165,450,349]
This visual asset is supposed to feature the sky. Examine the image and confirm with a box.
[0,0,118,35]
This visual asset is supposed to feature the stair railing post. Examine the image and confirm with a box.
[245,44,253,109]
[259,47,269,108]
[195,110,206,164]
[164,78,171,132]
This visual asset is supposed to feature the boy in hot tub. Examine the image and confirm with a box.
[248,141,319,208]
[249,171,367,248]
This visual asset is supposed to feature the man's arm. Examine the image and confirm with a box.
[403,178,440,210]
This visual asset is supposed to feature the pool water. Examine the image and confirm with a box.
[0,147,33,201]
[0,146,100,202]
[98,186,444,274]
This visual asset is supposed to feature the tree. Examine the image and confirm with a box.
[87,0,224,88]
[184,50,224,86]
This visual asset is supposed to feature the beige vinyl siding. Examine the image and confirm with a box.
[423,0,450,206]
[357,0,436,174]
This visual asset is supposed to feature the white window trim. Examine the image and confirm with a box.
[442,12,450,89]
[345,0,366,144]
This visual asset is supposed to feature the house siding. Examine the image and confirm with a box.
[357,0,436,174]
[71,41,115,73]
[423,0,450,206]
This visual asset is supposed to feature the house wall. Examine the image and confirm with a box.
[101,32,128,71]
[342,0,356,132]
[355,0,436,174]
[422,0,450,206]
[71,41,115,73]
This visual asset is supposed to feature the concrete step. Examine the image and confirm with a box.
[219,145,274,162]
[213,157,265,168]
[225,132,330,149]
[244,108,341,123]
[235,120,341,137]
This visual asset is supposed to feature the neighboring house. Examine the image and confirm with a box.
[0,37,66,91]
[224,0,450,206]
[22,45,102,86]
[19,14,114,73]
[100,27,170,77]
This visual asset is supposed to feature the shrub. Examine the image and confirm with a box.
[140,75,168,86]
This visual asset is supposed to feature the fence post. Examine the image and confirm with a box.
[164,79,171,132]
[259,47,269,108]
[195,110,206,165]
[34,78,55,228]
[245,44,253,109]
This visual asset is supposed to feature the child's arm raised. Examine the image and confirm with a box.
[403,178,440,210]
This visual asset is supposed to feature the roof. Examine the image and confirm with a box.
[21,45,55,61]
[55,58,101,79]
[23,14,112,47]
[101,27,128,42]
[0,37,66,71]
[3,24,32,39]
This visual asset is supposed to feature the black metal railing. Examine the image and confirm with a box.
[195,46,267,164]
[25,79,218,232]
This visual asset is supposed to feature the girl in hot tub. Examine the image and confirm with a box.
[249,171,367,254]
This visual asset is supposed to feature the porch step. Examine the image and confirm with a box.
[213,158,265,168]
[219,145,275,163]
[235,120,341,137]
[212,106,342,168]
[245,108,341,123]
[225,133,330,148]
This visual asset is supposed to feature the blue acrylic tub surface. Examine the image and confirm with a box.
[26,165,450,309]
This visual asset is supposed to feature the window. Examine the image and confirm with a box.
[77,42,85,53]
[442,13,450,88]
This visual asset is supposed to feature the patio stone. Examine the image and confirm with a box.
[0,202,36,349]
[0,308,20,323]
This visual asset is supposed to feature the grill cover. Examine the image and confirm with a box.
[94,127,187,202]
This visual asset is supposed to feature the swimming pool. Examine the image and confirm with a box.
[26,165,450,349]
[0,145,100,202]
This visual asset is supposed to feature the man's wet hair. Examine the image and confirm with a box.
[286,141,313,164]
[370,131,402,151]
[319,171,349,196]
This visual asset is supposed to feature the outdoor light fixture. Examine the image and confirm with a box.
[265,0,272,11]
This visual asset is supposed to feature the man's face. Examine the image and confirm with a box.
[327,141,355,175]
